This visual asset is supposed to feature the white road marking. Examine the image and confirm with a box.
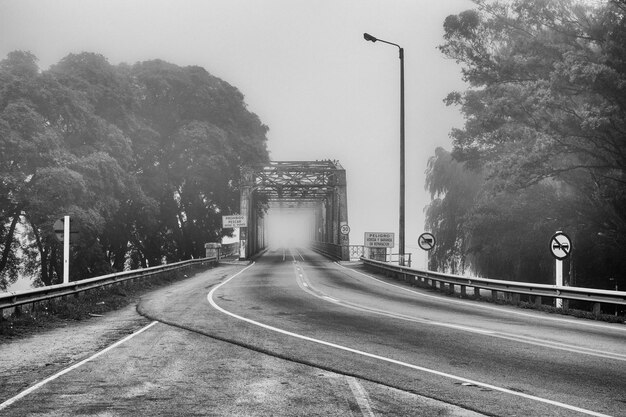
[346,376,376,417]
[208,263,612,417]
[337,263,626,333]
[297,272,626,362]
[293,248,306,262]
[0,321,159,411]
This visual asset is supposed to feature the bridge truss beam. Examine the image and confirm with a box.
[239,160,349,260]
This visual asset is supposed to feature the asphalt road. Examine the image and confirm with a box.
[2,248,625,416]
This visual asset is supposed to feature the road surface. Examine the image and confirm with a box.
[2,248,625,416]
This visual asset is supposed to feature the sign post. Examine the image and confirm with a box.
[550,231,572,309]
[63,216,69,284]
[53,217,75,284]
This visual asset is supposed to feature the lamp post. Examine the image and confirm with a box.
[363,32,406,266]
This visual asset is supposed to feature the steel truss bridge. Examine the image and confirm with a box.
[238,160,349,260]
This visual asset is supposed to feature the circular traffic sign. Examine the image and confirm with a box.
[418,232,436,251]
[550,232,571,260]
[340,224,350,235]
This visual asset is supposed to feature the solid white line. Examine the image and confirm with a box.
[346,376,376,417]
[0,321,159,411]
[208,263,611,417]
[336,263,626,333]
[298,271,626,362]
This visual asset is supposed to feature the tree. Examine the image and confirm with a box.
[426,0,626,287]
[425,147,482,273]
[0,51,269,288]
[439,0,625,241]
[128,60,269,265]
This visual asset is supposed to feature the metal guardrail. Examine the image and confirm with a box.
[0,257,217,314]
[361,258,626,312]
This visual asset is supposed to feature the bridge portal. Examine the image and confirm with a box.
[239,160,349,260]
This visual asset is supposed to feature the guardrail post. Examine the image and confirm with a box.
[473,287,480,298]
[449,283,455,294]
[491,290,498,301]
[460,285,467,297]
[593,302,601,316]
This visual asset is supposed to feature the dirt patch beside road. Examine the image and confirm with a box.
[0,263,241,405]
[0,303,151,404]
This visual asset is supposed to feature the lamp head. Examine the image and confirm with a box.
[363,33,377,42]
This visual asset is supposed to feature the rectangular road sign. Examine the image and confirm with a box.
[364,232,395,248]
[222,214,247,228]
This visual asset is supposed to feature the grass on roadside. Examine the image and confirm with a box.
[0,265,213,339]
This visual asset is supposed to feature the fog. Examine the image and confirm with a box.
[1,0,472,276]
[265,209,316,249]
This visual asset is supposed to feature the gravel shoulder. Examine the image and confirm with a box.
[0,303,151,404]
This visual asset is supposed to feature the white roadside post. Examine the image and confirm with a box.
[555,259,563,308]
[54,216,72,284]
[63,216,70,284]
[550,231,571,309]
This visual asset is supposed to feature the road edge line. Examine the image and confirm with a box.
[0,321,159,411]
[208,259,612,417]
[335,262,626,332]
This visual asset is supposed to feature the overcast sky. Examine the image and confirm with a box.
[0,0,472,266]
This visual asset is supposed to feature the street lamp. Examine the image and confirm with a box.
[363,32,406,266]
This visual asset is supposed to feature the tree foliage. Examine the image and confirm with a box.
[0,51,268,289]
[426,0,625,288]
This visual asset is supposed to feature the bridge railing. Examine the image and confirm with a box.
[0,257,217,317]
[361,257,626,314]
[310,242,344,260]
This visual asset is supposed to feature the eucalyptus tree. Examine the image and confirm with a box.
[428,0,625,286]
[425,147,482,274]
[0,51,269,288]
[129,60,269,265]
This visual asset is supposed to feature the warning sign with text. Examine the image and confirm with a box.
[364,232,395,248]
[222,215,247,228]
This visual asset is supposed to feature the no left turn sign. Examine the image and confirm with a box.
[550,232,571,260]
[418,232,436,251]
